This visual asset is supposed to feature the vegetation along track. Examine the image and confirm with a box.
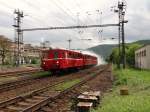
[0,65,109,112]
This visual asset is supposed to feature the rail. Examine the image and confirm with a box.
[0,65,109,112]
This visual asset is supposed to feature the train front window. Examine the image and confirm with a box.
[54,51,58,59]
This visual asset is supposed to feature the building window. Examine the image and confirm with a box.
[142,50,144,56]
[144,50,146,56]
[140,51,142,56]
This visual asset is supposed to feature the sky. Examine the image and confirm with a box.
[0,0,150,49]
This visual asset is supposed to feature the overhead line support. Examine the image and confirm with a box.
[21,24,119,32]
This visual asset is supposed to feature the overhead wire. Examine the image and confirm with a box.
[73,0,87,40]
[1,0,118,49]
[50,0,83,42]
[24,0,77,44]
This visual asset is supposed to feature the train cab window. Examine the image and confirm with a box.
[54,51,58,59]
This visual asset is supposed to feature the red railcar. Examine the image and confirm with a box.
[41,49,83,71]
[41,49,97,71]
[83,54,98,66]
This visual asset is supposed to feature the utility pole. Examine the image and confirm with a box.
[13,9,24,66]
[114,0,127,69]
[118,1,127,69]
[121,11,126,69]
[118,9,121,69]
[67,39,72,50]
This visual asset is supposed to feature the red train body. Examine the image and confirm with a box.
[41,49,97,71]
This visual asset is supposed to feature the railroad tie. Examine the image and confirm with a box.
[6,105,25,111]
[25,98,41,103]
[0,111,5,112]
[77,102,93,112]
[33,95,47,99]
[17,102,30,106]
[41,106,53,111]
[82,91,101,103]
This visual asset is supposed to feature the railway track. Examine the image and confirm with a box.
[0,65,109,112]
[0,66,99,93]
[0,69,44,93]
[0,68,42,78]
[0,76,43,93]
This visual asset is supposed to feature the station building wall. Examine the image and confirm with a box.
[135,45,150,69]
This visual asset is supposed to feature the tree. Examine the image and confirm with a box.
[108,43,142,68]
[126,44,141,67]
[108,48,119,64]
[0,35,11,65]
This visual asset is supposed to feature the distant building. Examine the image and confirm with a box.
[23,44,40,64]
[40,41,51,50]
[135,45,150,69]
[0,35,52,64]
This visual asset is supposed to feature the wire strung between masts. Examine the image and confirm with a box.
[21,24,119,31]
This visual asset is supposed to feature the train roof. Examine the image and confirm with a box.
[82,54,97,58]
[42,48,82,54]
[42,48,97,58]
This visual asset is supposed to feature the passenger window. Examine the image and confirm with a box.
[62,52,65,58]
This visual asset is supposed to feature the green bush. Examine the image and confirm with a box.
[31,59,37,64]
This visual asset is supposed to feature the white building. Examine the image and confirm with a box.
[135,45,150,69]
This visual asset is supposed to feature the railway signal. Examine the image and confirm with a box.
[13,9,24,66]
[113,0,127,69]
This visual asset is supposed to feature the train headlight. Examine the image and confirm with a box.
[56,61,59,64]
[43,62,45,65]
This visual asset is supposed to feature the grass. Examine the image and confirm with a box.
[31,71,51,78]
[21,64,40,67]
[92,67,150,112]
[53,79,81,91]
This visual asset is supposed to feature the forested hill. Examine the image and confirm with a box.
[87,40,150,60]
[87,44,117,59]
[130,40,150,45]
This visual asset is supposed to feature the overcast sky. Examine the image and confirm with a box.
[0,0,150,49]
